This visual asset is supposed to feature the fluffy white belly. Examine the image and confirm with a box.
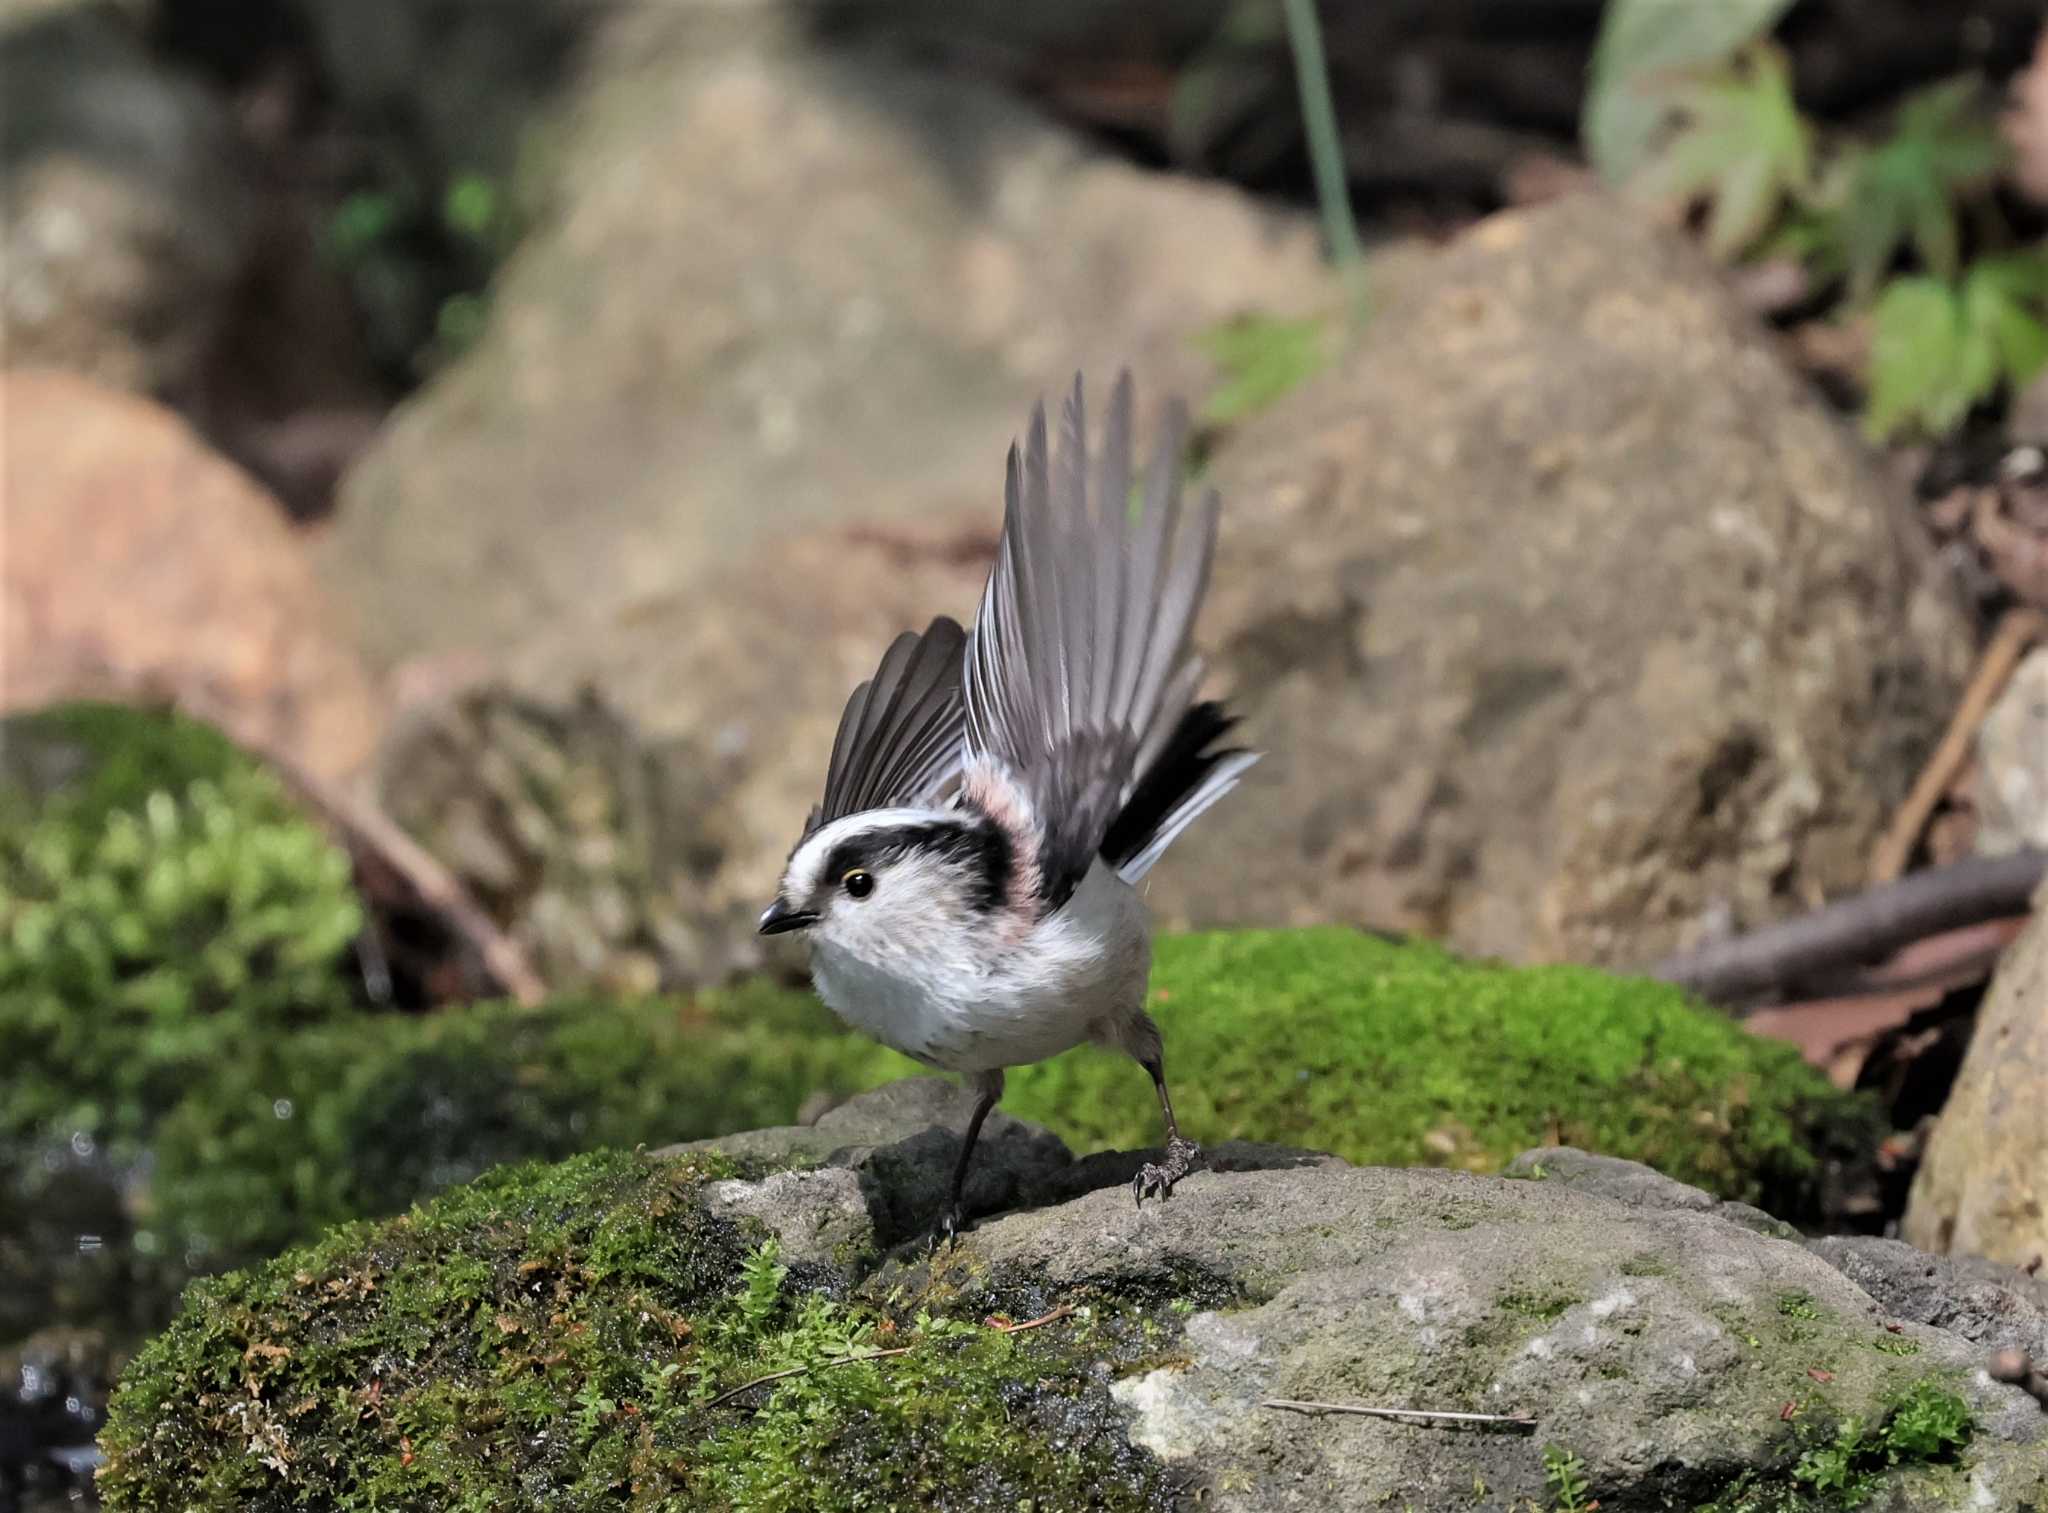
[810,861,1152,1074]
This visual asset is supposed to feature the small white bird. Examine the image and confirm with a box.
[759,372,1259,1243]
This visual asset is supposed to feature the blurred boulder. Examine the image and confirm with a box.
[0,2,256,394]
[1158,193,1970,966]
[568,194,1970,970]
[1976,646,2048,856]
[1,371,383,781]
[287,0,599,187]
[1904,872,2048,1268]
[318,2,1334,671]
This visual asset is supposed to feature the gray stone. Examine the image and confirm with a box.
[1976,645,2048,856]
[940,1163,2047,1510]
[704,1167,872,1268]
[667,1077,1076,1250]
[1505,1146,1800,1240]
[1809,1236,2048,1359]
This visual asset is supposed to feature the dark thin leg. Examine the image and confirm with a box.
[1132,1057,1204,1205]
[935,1071,1002,1249]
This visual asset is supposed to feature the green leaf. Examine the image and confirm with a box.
[1632,45,1810,262]
[1865,277,1962,440]
[1964,252,2048,388]
[1833,76,2006,303]
[443,173,500,243]
[1584,0,1797,181]
[1197,313,1331,425]
[1865,255,2048,440]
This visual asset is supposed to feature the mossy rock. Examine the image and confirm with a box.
[95,1148,1174,1510]
[96,1109,2043,1511]
[995,928,1874,1212]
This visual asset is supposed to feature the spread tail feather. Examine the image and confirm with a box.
[1101,701,1258,883]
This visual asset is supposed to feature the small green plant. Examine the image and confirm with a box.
[1777,1290,1821,1320]
[1583,0,1798,180]
[1633,43,1811,260]
[1790,1379,1974,1507]
[739,1238,789,1327]
[1865,252,2048,440]
[1197,313,1331,425]
[1542,1443,1594,1512]
[1589,0,2047,443]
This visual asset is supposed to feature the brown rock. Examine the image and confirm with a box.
[1158,193,1971,965]
[1904,875,2048,1267]
[1,370,382,781]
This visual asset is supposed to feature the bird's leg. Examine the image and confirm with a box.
[934,1069,1003,1250]
[1133,1056,1204,1205]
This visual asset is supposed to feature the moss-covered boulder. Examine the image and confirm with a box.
[95,1145,1173,1510]
[97,1089,2046,1511]
[995,927,1874,1211]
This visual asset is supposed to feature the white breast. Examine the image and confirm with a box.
[811,860,1153,1074]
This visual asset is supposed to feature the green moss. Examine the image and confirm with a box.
[97,1157,1170,1511]
[1500,1290,1581,1321]
[998,929,1874,1211]
[0,706,909,1340]
[1696,1378,1976,1511]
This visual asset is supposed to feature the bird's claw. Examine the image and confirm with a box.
[1132,1137,1204,1206]
[927,1204,966,1253]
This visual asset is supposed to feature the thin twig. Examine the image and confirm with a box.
[1869,607,2047,884]
[1263,1398,1536,1429]
[706,1346,914,1409]
[1648,849,2046,1005]
[985,1305,1074,1334]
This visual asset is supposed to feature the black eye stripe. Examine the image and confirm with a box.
[820,821,1010,913]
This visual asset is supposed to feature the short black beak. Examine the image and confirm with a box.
[757,898,819,936]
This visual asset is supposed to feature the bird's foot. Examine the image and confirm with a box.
[1132,1137,1204,1206]
[926,1203,967,1254]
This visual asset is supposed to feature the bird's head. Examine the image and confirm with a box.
[759,808,1010,961]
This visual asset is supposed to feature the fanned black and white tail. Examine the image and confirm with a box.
[1102,700,1257,883]
[961,371,1258,907]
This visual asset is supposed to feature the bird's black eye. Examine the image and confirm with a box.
[842,869,875,899]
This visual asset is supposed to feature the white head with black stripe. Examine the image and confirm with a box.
[758,372,1261,1244]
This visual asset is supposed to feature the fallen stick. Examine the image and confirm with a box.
[1263,1398,1536,1428]
[1648,850,2046,1005]
[1869,607,2047,885]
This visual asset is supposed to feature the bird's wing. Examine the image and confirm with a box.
[804,616,969,838]
[962,372,1224,908]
